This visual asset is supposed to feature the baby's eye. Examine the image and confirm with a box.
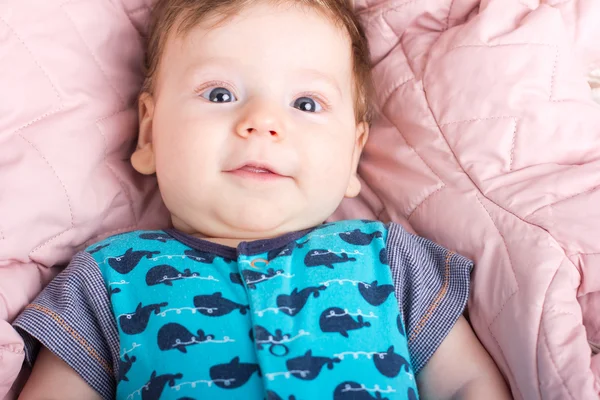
[292,97,323,113]
[201,87,237,103]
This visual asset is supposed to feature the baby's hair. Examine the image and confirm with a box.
[142,0,374,123]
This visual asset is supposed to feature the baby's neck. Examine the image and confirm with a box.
[171,215,318,248]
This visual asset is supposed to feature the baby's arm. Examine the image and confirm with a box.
[19,347,101,400]
[416,316,511,399]
[12,252,118,400]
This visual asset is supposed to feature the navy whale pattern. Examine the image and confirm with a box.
[304,249,356,269]
[146,265,199,286]
[319,307,372,337]
[359,280,395,306]
[157,323,215,353]
[119,302,168,335]
[109,248,160,274]
[91,222,418,399]
[209,357,261,389]
[276,285,327,316]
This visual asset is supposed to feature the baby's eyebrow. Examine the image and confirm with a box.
[296,68,342,97]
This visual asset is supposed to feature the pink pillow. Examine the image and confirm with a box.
[0,1,169,396]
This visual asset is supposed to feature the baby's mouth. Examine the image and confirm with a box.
[238,165,274,174]
[226,162,288,181]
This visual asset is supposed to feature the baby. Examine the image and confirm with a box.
[14,0,511,399]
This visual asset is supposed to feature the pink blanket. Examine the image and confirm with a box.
[1,0,599,398]
[334,0,600,398]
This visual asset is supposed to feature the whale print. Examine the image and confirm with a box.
[119,302,168,335]
[266,391,297,400]
[373,346,411,377]
[193,292,249,317]
[267,240,308,261]
[304,250,356,269]
[358,280,395,306]
[109,249,160,275]
[286,350,341,380]
[242,268,284,289]
[141,371,183,400]
[184,249,216,264]
[333,381,389,400]
[397,314,405,337]
[319,307,371,337]
[408,388,417,400]
[379,248,388,265]
[339,229,383,246]
[209,357,261,389]
[118,353,136,382]
[88,243,110,254]
[109,286,121,297]
[139,232,173,243]
[145,265,199,286]
[230,272,244,287]
[277,285,327,316]
[157,323,215,353]
[250,326,290,356]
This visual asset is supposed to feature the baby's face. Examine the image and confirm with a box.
[136,2,368,240]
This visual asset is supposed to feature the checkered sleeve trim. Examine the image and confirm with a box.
[387,223,472,374]
[13,252,119,400]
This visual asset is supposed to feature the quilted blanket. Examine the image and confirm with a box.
[1,0,599,399]
[333,0,600,398]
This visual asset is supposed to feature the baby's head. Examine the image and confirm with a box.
[132,0,373,241]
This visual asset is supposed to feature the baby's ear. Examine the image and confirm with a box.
[345,121,369,198]
[131,92,157,175]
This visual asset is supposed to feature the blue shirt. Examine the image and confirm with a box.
[14,220,472,400]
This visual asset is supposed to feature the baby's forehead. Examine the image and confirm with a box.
[160,4,354,82]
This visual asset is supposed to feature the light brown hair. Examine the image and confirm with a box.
[142,0,374,123]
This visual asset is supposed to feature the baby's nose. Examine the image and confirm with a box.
[235,100,284,139]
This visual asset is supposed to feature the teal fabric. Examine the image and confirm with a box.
[90,220,418,400]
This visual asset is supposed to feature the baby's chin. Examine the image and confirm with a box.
[172,210,322,243]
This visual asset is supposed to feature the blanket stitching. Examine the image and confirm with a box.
[449,42,560,103]
[450,43,555,51]
[83,224,138,249]
[95,116,139,227]
[29,106,134,255]
[407,184,445,220]
[474,195,526,399]
[550,46,558,101]
[524,184,599,220]
[446,0,456,30]
[567,252,600,257]
[541,268,576,400]
[382,76,415,103]
[0,344,24,355]
[61,6,127,108]
[439,115,517,127]
[381,74,447,216]
[1,16,73,254]
[509,118,518,170]
[438,115,520,171]
[356,0,421,18]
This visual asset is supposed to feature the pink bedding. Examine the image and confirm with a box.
[333,0,600,398]
[1,0,599,398]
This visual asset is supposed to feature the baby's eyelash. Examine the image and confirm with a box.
[297,92,332,110]
[193,80,237,96]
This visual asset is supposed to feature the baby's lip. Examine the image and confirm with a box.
[225,161,287,177]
